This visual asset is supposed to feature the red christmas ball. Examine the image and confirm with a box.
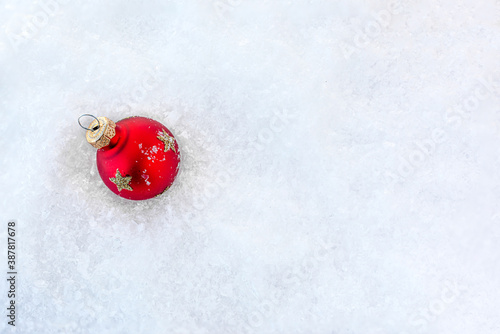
[84,116,180,200]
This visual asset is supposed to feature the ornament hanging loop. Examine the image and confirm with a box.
[78,114,101,131]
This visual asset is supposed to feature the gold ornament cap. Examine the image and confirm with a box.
[85,116,116,149]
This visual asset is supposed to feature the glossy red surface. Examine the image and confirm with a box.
[96,116,180,200]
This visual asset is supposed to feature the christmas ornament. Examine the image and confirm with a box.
[78,114,180,200]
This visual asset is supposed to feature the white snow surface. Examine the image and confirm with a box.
[1,0,500,333]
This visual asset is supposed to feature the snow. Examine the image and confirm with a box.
[1,0,500,333]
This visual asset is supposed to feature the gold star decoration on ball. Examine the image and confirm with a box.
[109,169,133,192]
[157,129,177,153]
